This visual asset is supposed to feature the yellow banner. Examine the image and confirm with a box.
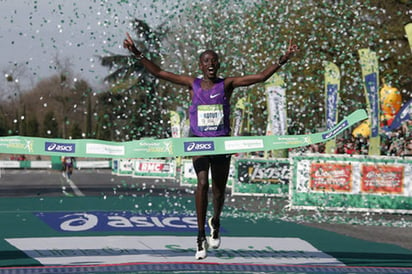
[405,23,412,53]
[323,61,340,153]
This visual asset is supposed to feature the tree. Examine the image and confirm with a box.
[43,111,59,138]
[70,123,83,139]
[100,19,170,139]
[165,0,412,133]
[26,117,40,137]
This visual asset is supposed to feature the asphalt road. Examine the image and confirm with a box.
[0,168,411,251]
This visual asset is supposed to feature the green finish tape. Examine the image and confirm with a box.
[0,110,367,158]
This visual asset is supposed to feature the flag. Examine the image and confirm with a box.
[323,61,340,153]
[169,110,180,138]
[358,48,380,155]
[405,23,412,53]
[265,73,287,136]
[233,97,246,136]
[265,73,287,158]
[383,99,411,132]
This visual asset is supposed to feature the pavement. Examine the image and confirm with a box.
[0,169,411,273]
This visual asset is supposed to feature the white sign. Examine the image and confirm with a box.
[224,139,264,151]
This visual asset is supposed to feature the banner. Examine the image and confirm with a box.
[233,158,290,196]
[179,159,233,187]
[323,61,340,153]
[169,111,181,138]
[0,110,367,159]
[133,159,176,179]
[358,48,380,155]
[115,159,134,176]
[232,97,246,136]
[405,23,412,53]
[383,99,411,132]
[290,154,412,213]
[265,73,287,136]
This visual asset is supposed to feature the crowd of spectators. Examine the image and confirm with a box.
[293,119,412,157]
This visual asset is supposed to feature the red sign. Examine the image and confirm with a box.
[138,162,164,172]
[361,164,404,194]
[310,163,352,192]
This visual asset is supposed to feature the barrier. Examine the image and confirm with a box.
[290,154,412,213]
[0,160,110,169]
[233,158,290,196]
[179,159,234,188]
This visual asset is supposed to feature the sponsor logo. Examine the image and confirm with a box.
[224,139,264,150]
[210,93,220,99]
[184,141,215,152]
[245,164,289,184]
[35,212,198,232]
[138,162,170,172]
[86,143,124,156]
[309,163,352,192]
[6,236,343,266]
[361,164,404,194]
[45,142,75,153]
[0,139,34,153]
[322,120,348,140]
[133,141,173,155]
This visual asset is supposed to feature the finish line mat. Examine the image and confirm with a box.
[0,195,411,273]
[0,109,367,158]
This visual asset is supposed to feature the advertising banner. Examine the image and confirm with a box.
[358,48,380,155]
[179,159,233,188]
[117,159,134,176]
[290,154,412,213]
[0,109,367,159]
[133,159,176,179]
[309,162,352,192]
[324,61,340,153]
[405,23,412,53]
[232,97,246,137]
[170,110,181,138]
[265,73,287,136]
[179,159,199,187]
[233,158,290,196]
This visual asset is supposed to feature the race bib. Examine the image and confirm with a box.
[197,104,224,132]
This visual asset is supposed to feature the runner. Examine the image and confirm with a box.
[62,156,76,179]
[123,33,298,259]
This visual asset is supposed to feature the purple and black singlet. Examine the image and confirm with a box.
[189,78,231,137]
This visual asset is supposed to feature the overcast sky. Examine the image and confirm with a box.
[0,0,184,90]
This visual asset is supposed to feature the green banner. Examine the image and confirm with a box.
[290,154,412,213]
[233,158,290,196]
[0,110,367,159]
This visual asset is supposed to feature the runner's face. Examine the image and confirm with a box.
[199,51,220,79]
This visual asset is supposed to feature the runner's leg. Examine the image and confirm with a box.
[193,155,210,236]
[210,154,231,228]
[192,155,210,259]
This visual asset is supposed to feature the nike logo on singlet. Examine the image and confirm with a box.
[210,93,220,99]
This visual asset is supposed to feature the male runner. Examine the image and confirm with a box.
[123,33,298,259]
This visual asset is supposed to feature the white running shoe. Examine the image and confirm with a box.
[208,217,221,249]
[195,237,208,260]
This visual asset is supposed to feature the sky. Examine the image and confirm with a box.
[0,0,185,90]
